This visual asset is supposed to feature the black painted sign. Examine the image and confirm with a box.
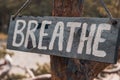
[7,16,120,63]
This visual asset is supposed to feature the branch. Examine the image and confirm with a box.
[12,65,35,78]
[23,74,51,80]
[103,63,120,73]
[0,67,11,79]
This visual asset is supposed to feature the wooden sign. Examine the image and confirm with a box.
[7,16,120,63]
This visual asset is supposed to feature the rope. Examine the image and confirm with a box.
[78,0,84,16]
[13,0,31,20]
[99,0,113,22]
[52,0,55,15]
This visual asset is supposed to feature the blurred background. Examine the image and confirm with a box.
[0,0,119,80]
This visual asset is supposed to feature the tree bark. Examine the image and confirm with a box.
[50,0,119,80]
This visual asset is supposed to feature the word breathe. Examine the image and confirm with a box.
[12,20,111,58]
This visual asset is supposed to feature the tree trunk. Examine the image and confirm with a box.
[50,0,119,80]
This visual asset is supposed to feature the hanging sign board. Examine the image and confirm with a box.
[7,16,120,63]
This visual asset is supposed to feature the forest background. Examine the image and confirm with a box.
[0,0,119,80]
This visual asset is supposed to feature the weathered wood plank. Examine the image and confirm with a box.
[7,16,120,63]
